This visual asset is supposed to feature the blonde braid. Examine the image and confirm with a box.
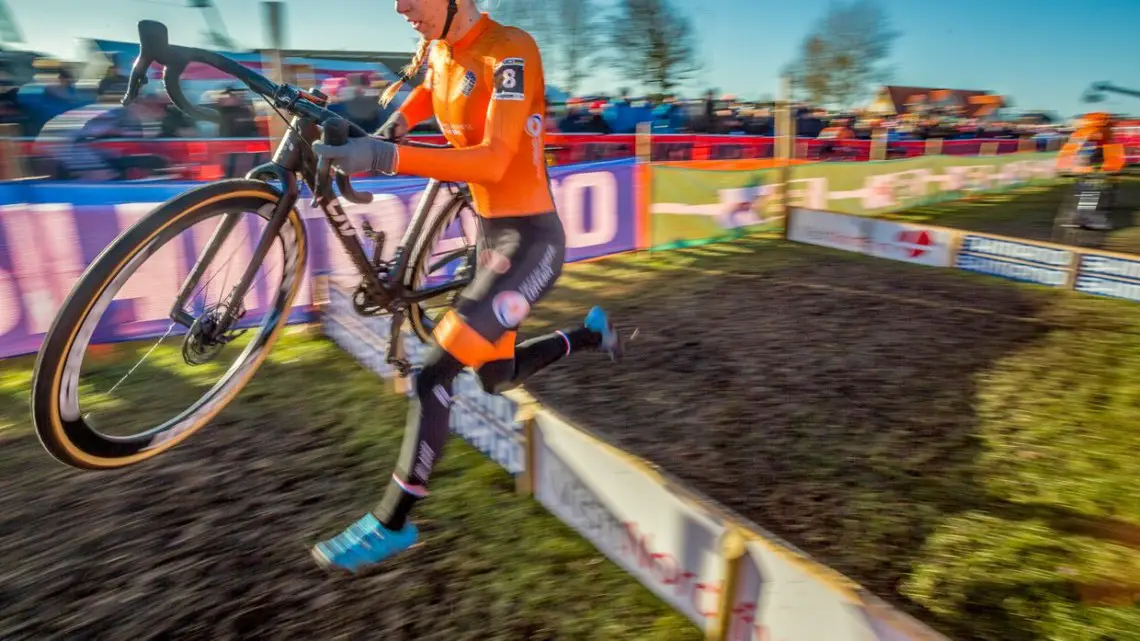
[380,38,432,107]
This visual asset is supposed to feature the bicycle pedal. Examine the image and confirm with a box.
[388,357,413,378]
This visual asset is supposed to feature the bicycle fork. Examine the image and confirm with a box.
[170,165,301,333]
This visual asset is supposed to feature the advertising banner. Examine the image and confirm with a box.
[532,409,727,630]
[649,165,787,249]
[866,219,956,268]
[649,153,1056,250]
[0,158,639,359]
[727,538,883,641]
[954,234,1075,287]
[787,209,955,268]
[785,153,1058,217]
[322,280,524,474]
[1073,252,1140,303]
[786,208,873,255]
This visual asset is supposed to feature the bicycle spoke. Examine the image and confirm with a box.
[104,322,181,396]
[188,227,251,314]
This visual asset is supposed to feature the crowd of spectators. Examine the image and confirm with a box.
[0,54,1078,145]
[548,89,1071,144]
[0,50,1112,173]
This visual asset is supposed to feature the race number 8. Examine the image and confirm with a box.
[493,58,526,101]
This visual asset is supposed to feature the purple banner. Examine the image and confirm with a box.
[0,159,638,359]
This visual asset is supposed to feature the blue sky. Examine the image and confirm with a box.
[5,0,1139,117]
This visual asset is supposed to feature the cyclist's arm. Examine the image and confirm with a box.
[398,85,434,129]
[395,35,538,183]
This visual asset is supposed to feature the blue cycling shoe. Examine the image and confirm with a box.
[312,513,418,573]
[584,306,623,362]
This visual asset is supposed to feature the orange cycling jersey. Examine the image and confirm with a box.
[1059,122,1126,174]
[393,14,554,218]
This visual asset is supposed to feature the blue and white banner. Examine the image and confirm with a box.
[954,234,1075,287]
[1074,253,1140,303]
[0,158,639,358]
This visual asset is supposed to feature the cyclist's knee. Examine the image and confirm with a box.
[475,360,516,395]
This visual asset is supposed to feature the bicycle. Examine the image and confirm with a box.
[31,21,479,470]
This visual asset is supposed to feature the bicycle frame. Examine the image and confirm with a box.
[170,115,475,372]
[123,19,474,373]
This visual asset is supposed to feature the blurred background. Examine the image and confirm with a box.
[1,0,1136,181]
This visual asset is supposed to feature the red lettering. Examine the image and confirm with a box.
[727,604,772,641]
[692,581,721,619]
[651,552,680,586]
[675,571,696,596]
[621,521,638,557]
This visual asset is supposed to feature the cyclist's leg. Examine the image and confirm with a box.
[476,309,628,393]
[374,213,566,525]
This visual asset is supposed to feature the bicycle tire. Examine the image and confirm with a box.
[30,179,307,470]
[401,193,474,343]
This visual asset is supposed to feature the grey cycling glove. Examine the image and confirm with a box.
[312,136,398,175]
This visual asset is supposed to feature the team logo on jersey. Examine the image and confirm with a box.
[525,114,543,137]
[493,58,526,101]
[460,70,477,97]
[492,291,531,328]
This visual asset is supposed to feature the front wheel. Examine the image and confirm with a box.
[30,179,307,469]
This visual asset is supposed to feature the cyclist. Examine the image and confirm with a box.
[1058,112,1126,230]
[310,0,624,572]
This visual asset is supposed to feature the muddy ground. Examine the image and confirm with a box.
[3,199,1137,640]
[0,337,698,641]
[523,237,1140,640]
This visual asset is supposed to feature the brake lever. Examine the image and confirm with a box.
[336,171,374,205]
[311,156,333,208]
[121,60,151,107]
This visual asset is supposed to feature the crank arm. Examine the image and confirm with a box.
[385,312,412,378]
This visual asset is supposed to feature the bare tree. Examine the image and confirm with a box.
[489,0,554,39]
[491,0,599,95]
[784,0,897,108]
[546,0,598,96]
[608,0,701,94]
[783,35,831,106]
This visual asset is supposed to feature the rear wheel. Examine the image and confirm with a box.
[31,180,307,470]
[1052,178,1104,248]
[401,192,479,343]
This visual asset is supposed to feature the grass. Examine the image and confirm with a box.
[881,172,1140,255]
[516,235,1140,641]
[0,330,701,641]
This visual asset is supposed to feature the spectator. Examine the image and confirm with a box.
[44,67,79,103]
[0,65,22,128]
[341,73,382,133]
[97,62,129,98]
[36,86,166,180]
[214,86,258,138]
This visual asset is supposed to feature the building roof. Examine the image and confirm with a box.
[881,85,1004,118]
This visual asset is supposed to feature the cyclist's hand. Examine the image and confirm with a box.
[376,113,410,143]
[312,136,397,175]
